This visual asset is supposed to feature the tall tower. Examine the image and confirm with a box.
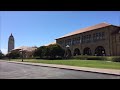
[8,33,15,52]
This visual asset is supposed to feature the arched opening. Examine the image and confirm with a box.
[83,47,91,55]
[74,48,80,56]
[95,46,106,56]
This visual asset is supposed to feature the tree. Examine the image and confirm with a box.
[34,46,50,59]
[33,44,65,59]
[45,46,50,58]
[6,51,20,59]
[33,47,42,58]
[48,44,65,59]
[0,52,4,59]
[40,46,47,58]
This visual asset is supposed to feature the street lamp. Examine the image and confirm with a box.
[8,52,11,61]
[19,49,23,62]
[66,45,70,48]
[65,45,70,59]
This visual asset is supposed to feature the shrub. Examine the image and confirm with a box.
[87,56,106,60]
[0,52,4,59]
[48,44,65,59]
[72,55,120,62]
[33,44,65,59]
[111,57,120,62]
[72,55,107,60]
[6,51,20,59]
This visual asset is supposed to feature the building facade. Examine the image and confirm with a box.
[56,23,120,56]
[12,46,37,58]
[8,33,15,52]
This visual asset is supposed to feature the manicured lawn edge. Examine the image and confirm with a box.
[9,59,120,70]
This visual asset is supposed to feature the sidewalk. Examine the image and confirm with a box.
[2,60,120,76]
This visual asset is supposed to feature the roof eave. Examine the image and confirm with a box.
[56,25,114,40]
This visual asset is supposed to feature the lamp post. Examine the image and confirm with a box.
[20,49,23,62]
[65,45,70,59]
[8,52,11,61]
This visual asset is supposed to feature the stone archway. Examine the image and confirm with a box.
[74,48,80,56]
[83,47,91,55]
[95,46,106,56]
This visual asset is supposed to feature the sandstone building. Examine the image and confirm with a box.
[12,46,37,58]
[56,23,120,56]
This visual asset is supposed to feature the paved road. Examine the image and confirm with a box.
[0,61,120,79]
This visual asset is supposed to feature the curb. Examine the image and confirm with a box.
[6,61,120,76]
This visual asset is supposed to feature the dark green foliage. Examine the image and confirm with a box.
[72,55,107,60]
[112,57,120,62]
[33,47,43,58]
[6,51,20,59]
[72,55,120,62]
[48,44,65,59]
[33,44,65,59]
[87,56,106,60]
[0,52,4,59]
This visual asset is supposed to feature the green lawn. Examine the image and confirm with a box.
[10,59,120,70]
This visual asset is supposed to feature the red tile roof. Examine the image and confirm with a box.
[56,22,112,39]
[44,41,56,46]
[12,46,37,52]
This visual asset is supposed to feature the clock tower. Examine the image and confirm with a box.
[8,33,15,52]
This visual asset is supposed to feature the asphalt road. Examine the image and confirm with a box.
[0,61,120,79]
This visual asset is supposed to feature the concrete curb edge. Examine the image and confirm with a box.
[6,61,120,76]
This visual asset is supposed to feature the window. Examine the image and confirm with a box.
[95,33,97,40]
[78,37,80,44]
[71,39,72,45]
[82,36,84,43]
[75,38,77,44]
[86,35,89,42]
[93,34,95,41]
[72,38,75,45]
[68,39,71,45]
[59,40,64,47]
[89,35,91,42]
[84,36,86,43]
[99,32,102,39]
[96,33,99,39]
[65,40,67,46]
[102,32,105,39]
[58,41,62,45]
[80,39,81,43]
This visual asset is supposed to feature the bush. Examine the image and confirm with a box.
[72,55,120,62]
[0,53,4,59]
[6,51,20,59]
[87,56,106,60]
[33,44,65,59]
[111,57,120,62]
[72,55,107,60]
[72,55,88,60]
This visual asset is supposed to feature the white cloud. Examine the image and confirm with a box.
[1,48,7,55]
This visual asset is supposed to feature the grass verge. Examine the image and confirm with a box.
[9,59,120,70]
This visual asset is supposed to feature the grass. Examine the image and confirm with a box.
[10,59,120,70]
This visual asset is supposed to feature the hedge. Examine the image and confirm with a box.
[72,55,120,62]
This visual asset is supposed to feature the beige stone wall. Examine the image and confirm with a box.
[56,26,120,56]
[108,26,120,56]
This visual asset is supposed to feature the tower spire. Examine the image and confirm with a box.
[8,33,14,52]
[10,33,13,36]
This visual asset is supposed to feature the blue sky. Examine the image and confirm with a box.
[0,11,120,54]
